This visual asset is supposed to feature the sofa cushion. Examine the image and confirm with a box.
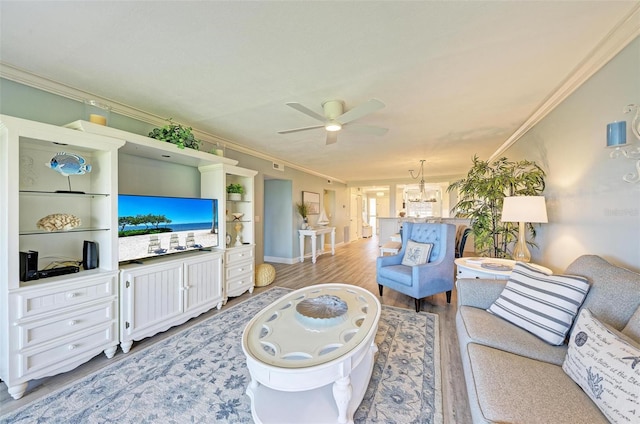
[487,262,589,345]
[458,305,567,366]
[562,309,640,424]
[565,255,640,332]
[622,306,640,342]
[401,240,432,266]
[467,343,608,423]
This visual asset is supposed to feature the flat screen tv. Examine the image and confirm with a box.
[118,194,218,263]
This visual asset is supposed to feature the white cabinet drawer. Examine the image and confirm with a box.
[13,273,117,319]
[226,260,254,280]
[17,300,116,349]
[226,246,254,265]
[17,323,117,378]
[226,272,255,296]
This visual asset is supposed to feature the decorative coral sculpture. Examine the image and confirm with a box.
[36,213,81,232]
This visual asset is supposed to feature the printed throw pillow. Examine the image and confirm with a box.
[562,309,640,424]
[401,240,433,266]
[487,262,590,345]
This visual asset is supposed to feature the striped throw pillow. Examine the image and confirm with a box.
[487,262,590,345]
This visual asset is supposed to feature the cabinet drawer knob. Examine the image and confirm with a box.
[68,320,77,326]
[67,292,78,299]
[238,268,244,272]
[68,344,77,350]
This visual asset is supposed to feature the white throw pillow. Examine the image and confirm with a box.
[487,262,590,345]
[401,240,433,266]
[562,309,640,424]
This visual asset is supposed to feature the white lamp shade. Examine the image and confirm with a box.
[501,196,548,223]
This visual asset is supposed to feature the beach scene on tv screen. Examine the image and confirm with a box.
[118,195,218,262]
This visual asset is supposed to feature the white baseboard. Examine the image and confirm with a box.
[264,242,345,265]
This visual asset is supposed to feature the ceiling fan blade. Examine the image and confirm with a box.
[285,102,326,122]
[343,123,389,136]
[326,131,338,145]
[336,99,385,124]
[277,124,324,134]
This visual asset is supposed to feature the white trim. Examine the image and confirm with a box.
[490,5,640,161]
[263,256,297,265]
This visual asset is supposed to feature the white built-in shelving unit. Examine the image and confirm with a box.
[0,116,258,400]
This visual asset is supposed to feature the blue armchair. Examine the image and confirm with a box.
[376,222,456,312]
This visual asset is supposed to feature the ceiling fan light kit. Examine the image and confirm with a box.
[278,98,388,145]
[325,121,342,132]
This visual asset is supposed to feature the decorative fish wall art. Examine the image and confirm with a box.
[46,152,92,177]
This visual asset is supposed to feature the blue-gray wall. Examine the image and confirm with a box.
[264,179,293,259]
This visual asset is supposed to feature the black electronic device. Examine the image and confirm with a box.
[38,266,79,279]
[20,250,39,281]
[83,240,99,270]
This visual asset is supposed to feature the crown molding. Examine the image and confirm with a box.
[490,4,640,161]
[0,62,346,185]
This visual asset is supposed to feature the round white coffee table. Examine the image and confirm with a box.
[241,284,381,424]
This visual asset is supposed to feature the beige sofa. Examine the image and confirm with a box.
[456,255,640,423]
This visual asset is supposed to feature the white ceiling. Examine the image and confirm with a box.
[1,1,638,183]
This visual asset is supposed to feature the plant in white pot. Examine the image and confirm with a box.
[295,202,310,229]
[227,183,244,201]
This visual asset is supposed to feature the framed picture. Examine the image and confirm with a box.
[302,191,320,215]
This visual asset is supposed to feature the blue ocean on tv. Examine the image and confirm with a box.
[125,222,214,232]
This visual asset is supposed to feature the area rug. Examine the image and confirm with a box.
[1,287,442,424]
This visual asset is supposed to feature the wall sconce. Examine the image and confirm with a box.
[607,104,640,183]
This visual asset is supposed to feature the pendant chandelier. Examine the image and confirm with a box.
[409,159,427,201]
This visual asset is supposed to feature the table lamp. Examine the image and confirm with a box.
[501,196,548,262]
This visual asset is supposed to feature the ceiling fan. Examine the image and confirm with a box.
[278,99,388,145]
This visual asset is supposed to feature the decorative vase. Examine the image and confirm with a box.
[234,221,243,246]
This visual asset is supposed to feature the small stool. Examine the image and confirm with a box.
[255,264,276,287]
[380,241,402,256]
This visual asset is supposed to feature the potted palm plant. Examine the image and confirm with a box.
[447,155,546,258]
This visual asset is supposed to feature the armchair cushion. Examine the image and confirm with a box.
[401,240,433,266]
[487,262,590,345]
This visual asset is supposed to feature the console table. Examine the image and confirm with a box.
[455,257,552,280]
[299,227,335,263]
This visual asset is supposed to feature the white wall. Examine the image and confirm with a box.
[504,37,640,272]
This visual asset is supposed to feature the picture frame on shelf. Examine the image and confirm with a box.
[302,191,320,215]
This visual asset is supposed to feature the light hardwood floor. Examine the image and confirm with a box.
[1,237,472,423]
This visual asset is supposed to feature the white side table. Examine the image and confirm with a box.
[299,227,336,263]
[455,257,552,280]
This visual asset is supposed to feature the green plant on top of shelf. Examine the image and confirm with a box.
[226,183,245,194]
[148,119,201,150]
